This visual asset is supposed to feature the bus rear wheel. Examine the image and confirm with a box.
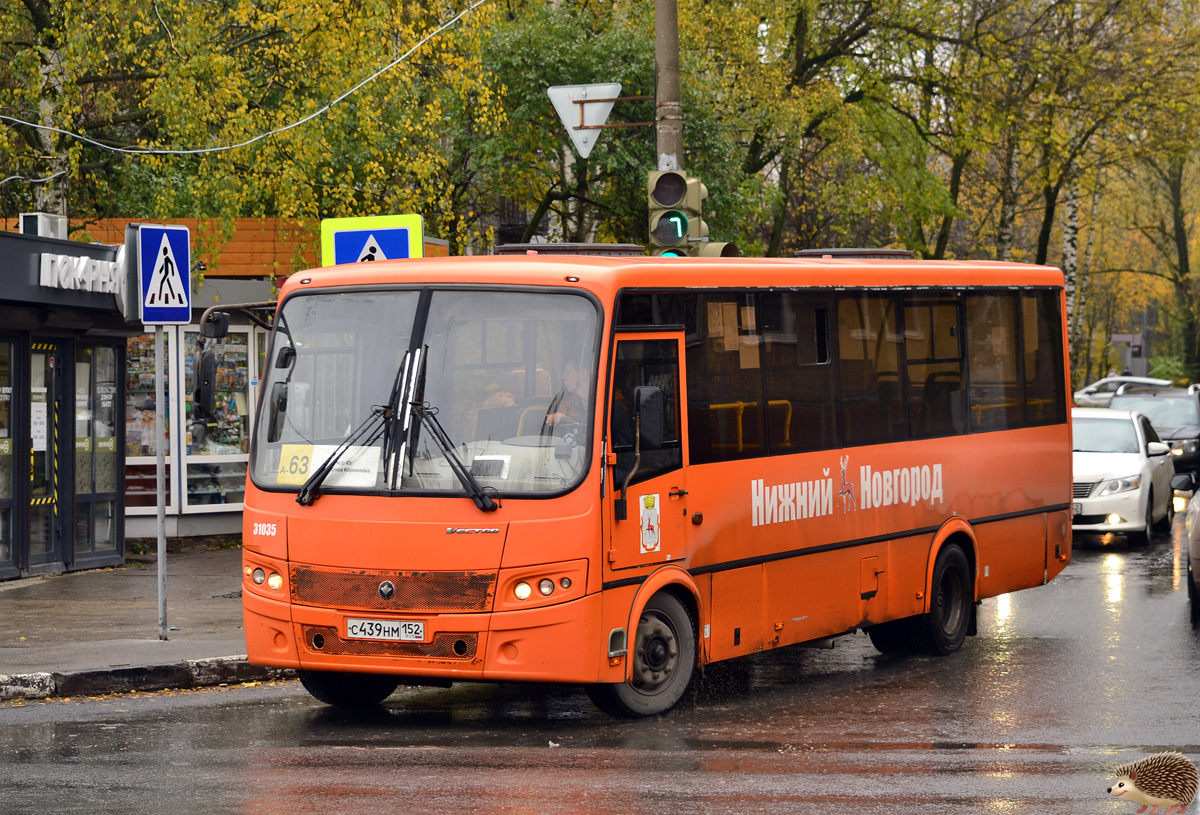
[917,543,972,655]
[866,618,920,654]
[586,592,696,718]
[297,669,400,708]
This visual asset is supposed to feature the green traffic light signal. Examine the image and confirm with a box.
[651,209,689,246]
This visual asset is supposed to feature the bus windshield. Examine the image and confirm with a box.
[251,288,600,497]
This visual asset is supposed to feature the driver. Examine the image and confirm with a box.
[545,358,586,428]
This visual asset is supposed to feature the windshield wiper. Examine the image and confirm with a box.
[295,403,392,506]
[295,343,412,504]
[411,401,500,512]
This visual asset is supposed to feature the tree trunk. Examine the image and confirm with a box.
[1165,156,1197,372]
[933,151,968,259]
[1070,165,1103,387]
[996,137,1019,260]
[766,159,790,258]
[1035,179,1061,267]
[1061,179,1079,362]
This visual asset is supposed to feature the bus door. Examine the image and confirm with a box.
[605,333,689,570]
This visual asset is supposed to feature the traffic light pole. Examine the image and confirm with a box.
[655,0,683,172]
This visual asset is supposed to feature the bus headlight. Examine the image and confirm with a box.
[538,578,555,596]
[252,568,266,585]
[514,581,532,600]
[266,572,283,591]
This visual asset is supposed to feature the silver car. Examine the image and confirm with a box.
[1073,375,1172,407]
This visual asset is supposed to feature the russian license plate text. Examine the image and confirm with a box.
[345,618,424,641]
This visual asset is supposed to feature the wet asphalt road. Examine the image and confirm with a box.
[2,523,1198,815]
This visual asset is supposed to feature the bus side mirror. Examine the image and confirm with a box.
[196,348,217,419]
[633,386,664,451]
[202,311,231,339]
[267,382,288,442]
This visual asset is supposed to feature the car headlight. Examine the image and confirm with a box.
[1099,475,1142,496]
[1174,440,1198,454]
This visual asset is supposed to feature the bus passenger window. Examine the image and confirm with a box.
[837,293,907,447]
[965,293,1023,432]
[1022,291,1067,426]
[686,294,766,464]
[904,294,965,439]
[759,293,836,455]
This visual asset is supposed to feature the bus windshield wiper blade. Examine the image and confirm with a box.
[295,404,391,506]
[411,402,499,512]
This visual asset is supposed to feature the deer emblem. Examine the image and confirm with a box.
[839,455,856,513]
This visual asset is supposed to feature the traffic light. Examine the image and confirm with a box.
[648,170,739,257]
[648,170,689,256]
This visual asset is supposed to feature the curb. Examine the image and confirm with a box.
[0,657,295,701]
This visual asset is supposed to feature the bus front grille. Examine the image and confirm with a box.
[290,565,496,612]
[302,626,478,659]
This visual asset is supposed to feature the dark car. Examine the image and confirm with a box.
[1106,386,1200,476]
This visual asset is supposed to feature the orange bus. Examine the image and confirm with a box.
[229,251,1071,716]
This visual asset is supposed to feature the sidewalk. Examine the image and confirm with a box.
[0,543,291,700]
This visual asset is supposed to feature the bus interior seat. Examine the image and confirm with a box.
[475,405,521,440]
[516,405,551,436]
[920,371,961,436]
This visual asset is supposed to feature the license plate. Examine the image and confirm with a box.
[1073,502,1082,516]
[345,618,424,642]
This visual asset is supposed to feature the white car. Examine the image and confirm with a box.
[1072,407,1174,544]
[1073,375,1172,407]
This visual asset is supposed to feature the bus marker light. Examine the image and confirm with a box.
[609,656,623,666]
[515,582,532,600]
[252,568,266,585]
[267,572,283,591]
[560,577,572,589]
[539,579,555,596]
[774,622,785,631]
[916,591,924,600]
[244,566,252,576]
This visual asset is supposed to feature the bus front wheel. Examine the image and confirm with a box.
[586,592,696,718]
[297,669,400,708]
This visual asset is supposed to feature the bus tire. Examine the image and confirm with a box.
[916,543,972,655]
[297,669,400,708]
[866,618,920,654]
[586,592,696,718]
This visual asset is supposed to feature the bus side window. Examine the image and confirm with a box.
[904,293,965,439]
[686,294,767,464]
[965,293,1023,432]
[759,292,836,455]
[612,339,681,485]
[1022,291,1068,425]
[837,293,908,447]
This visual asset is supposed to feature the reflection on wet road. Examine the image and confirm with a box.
[3,524,1199,814]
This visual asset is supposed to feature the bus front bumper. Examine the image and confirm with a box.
[243,588,605,684]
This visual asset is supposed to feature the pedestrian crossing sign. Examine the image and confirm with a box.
[320,214,425,266]
[137,224,191,325]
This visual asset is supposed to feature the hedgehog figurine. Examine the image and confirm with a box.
[1107,752,1199,814]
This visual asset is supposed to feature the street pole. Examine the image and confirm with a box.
[655,0,683,172]
[155,324,167,641]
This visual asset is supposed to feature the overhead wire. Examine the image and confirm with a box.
[0,0,489,159]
